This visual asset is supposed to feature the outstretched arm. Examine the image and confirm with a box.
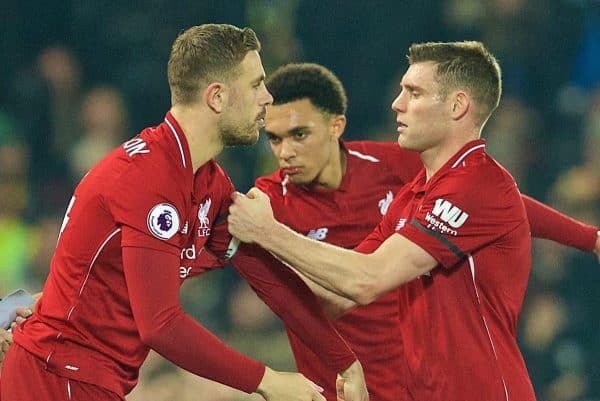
[522,194,598,253]
[228,189,437,305]
[205,213,361,369]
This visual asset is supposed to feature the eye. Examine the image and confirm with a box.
[294,130,307,140]
[409,89,419,98]
[266,134,281,144]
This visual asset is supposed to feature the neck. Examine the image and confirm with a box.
[313,143,346,190]
[421,128,480,180]
[170,105,223,172]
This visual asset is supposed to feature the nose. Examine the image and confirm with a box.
[278,138,295,161]
[262,87,274,106]
[391,91,407,113]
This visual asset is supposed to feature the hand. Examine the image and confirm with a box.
[228,188,275,245]
[594,232,600,263]
[336,360,369,401]
[10,306,33,331]
[256,367,326,401]
[0,328,13,364]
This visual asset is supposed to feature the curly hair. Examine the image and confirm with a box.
[266,63,347,116]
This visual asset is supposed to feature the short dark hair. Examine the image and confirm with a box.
[408,41,502,125]
[168,24,261,105]
[266,63,347,115]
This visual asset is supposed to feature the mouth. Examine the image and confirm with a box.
[396,120,407,132]
[282,166,301,176]
[257,111,266,128]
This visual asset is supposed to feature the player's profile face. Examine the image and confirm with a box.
[264,98,339,186]
[391,61,452,152]
[219,51,273,147]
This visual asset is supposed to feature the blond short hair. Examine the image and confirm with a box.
[168,24,261,104]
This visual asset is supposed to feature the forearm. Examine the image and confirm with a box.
[123,245,264,393]
[523,194,598,251]
[258,221,378,303]
[140,306,265,393]
[232,244,357,371]
[285,263,358,318]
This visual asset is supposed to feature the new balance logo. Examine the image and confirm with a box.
[395,218,407,231]
[307,228,328,241]
[378,191,394,215]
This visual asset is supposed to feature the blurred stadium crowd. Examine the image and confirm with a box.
[1,1,599,400]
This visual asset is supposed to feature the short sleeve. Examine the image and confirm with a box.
[398,168,526,269]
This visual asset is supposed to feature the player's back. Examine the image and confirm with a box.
[14,115,192,396]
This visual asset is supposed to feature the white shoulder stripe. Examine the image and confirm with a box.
[347,149,380,162]
[165,118,187,168]
[451,144,485,168]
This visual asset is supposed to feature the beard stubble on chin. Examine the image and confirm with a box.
[219,122,259,147]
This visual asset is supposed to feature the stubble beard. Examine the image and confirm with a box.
[218,120,259,147]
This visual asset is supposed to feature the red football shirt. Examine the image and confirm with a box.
[256,141,422,401]
[357,139,536,401]
[12,112,356,397]
[13,112,270,396]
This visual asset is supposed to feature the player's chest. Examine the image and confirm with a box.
[382,189,424,236]
[279,186,399,247]
[179,178,225,246]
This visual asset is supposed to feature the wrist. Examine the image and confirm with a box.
[256,367,274,398]
[257,220,285,250]
[340,359,362,378]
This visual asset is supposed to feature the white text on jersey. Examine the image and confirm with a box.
[431,198,469,228]
[307,228,328,241]
[123,138,150,157]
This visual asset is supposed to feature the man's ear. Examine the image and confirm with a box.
[331,115,347,140]
[451,91,469,120]
[205,83,227,113]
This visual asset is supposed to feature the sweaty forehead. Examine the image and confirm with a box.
[265,99,321,133]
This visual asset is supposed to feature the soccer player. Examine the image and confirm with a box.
[228,41,575,401]
[0,24,366,401]
[249,62,599,401]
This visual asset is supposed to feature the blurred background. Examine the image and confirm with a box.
[1,0,599,400]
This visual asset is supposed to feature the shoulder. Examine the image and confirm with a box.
[430,154,522,211]
[101,124,189,209]
[345,140,422,183]
[255,170,283,194]
[209,159,236,193]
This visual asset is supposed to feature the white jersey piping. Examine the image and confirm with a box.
[165,118,187,168]
[347,149,380,162]
[78,228,121,296]
[451,144,486,168]
[468,254,509,401]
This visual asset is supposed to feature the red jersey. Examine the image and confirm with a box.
[357,140,536,401]
[13,112,356,397]
[256,140,422,401]
[13,112,257,396]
